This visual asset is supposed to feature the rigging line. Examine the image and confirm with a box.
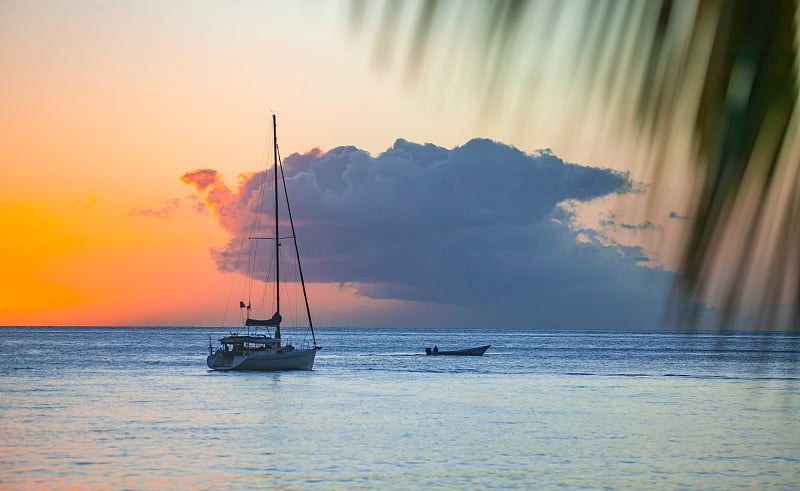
[218,116,274,328]
[248,116,275,301]
[278,246,299,328]
[221,144,269,328]
[255,243,277,307]
[237,119,277,321]
[277,143,317,347]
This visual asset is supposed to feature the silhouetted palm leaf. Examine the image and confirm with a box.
[349,0,799,330]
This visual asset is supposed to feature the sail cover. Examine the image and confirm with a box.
[245,312,282,327]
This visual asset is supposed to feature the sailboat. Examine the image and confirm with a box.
[206,115,321,371]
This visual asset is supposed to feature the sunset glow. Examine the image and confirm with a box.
[1,1,695,327]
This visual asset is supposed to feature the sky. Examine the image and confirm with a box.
[1,0,695,328]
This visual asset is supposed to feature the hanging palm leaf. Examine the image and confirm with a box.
[349,0,799,330]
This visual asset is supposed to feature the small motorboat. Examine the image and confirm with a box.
[425,345,490,356]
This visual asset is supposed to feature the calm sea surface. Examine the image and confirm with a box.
[1,327,798,490]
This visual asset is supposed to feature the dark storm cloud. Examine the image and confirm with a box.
[184,138,675,328]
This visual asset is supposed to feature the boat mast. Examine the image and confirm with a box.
[273,113,281,340]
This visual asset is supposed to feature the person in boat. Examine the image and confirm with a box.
[433,346,438,353]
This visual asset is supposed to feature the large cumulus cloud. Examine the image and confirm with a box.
[183,138,675,328]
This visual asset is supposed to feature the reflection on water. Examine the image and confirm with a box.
[0,327,798,489]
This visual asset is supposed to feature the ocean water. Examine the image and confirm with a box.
[1,327,798,490]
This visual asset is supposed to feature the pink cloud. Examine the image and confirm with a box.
[181,169,220,191]
[180,168,259,237]
[129,198,184,219]
[129,207,172,218]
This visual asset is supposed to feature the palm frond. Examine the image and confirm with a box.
[349,0,800,330]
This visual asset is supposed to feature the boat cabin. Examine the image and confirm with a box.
[217,334,294,355]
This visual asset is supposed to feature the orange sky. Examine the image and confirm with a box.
[0,1,694,327]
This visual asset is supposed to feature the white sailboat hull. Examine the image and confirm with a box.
[207,347,317,371]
